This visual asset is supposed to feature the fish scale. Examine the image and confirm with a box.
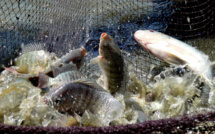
[45,80,123,118]
[97,33,126,94]
[68,83,102,115]
[50,71,85,85]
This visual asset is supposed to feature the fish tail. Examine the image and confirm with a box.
[38,72,50,89]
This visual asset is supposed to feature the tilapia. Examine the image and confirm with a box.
[91,33,127,94]
[38,62,86,89]
[134,30,213,85]
[134,30,213,105]
[13,50,57,75]
[44,80,124,126]
[5,46,87,76]
[54,46,87,70]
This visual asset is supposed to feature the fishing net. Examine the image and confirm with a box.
[0,0,215,133]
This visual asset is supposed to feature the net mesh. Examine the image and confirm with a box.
[0,0,215,133]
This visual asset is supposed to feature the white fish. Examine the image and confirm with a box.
[134,30,213,86]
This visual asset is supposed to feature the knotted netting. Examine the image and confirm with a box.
[0,0,215,133]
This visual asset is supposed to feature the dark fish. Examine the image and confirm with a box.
[92,33,126,94]
[44,80,123,119]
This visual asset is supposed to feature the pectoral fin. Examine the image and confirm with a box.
[166,53,186,65]
[89,56,102,65]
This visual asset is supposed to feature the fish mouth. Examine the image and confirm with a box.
[80,47,87,56]
[100,33,111,41]
[134,31,149,51]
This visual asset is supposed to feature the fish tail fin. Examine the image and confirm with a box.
[51,62,77,77]
[38,72,50,89]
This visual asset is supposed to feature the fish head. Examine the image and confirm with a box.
[99,33,121,60]
[134,30,186,65]
[64,47,87,69]
[134,30,167,52]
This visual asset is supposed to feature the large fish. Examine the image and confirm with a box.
[134,30,213,85]
[44,80,123,126]
[91,33,127,94]
[134,30,214,105]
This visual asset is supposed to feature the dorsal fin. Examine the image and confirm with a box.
[21,43,47,54]
[72,79,108,92]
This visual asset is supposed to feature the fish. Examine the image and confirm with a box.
[134,30,213,105]
[91,33,127,94]
[10,50,57,75]
[54,47,87,70]
[134,30,213,85]
[38,62,86,89]
[5,46,87,76]
[44,79,124,126]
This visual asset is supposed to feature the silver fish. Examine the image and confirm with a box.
[134,30,213,85]
[134,30,214,105]
[92,33,127,94]
[44,80,123,125]
[38,69,85,89]
[38,62,86,89]
[54,47,87,70]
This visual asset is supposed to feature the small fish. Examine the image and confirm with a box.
[12,50,57,75]
[38,68,86,89]
[54,47,87,69]
[91,33,126,94]
[44,80,123,125]
[134,30,213,85]
[38,62,86,89]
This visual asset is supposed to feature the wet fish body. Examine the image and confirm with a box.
[95,33,126,94]
[14,50,57,75]
[54,47,87,69]
[44,80,123,124]
[38,70,86,89]
[134,30,213,85]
